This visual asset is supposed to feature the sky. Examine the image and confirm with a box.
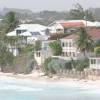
[0,0,100,12]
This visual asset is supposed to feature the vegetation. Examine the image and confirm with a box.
[3,11,19,34]
[49,40,62,56]
[75,59,89,71]
[70,3,94,21]
[43,57,89,75]
[43,57,72,75]
[76,28,94,58]
[0,41,14,72]
[34,40,41,51]
[94,47,100,57]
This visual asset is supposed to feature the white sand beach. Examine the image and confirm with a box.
[0,71,100,89]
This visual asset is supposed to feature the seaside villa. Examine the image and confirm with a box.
[34,28,100,66]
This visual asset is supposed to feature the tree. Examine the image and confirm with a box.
[94,47,100,57]
[76,28,94,58]
[43,57,72,75]
[69,3,94,21]
[34,40,41,51]
[75,59,89,71]
[0,41,14,72]
[49,40,62,56]
[3,11,19,34]
[1,12,19,44]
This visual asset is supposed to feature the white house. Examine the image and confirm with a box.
[89,57,100,69]
[60,34,79,60]
[7,24,49,56]
[7,24,49,44]
[34,40,54,66]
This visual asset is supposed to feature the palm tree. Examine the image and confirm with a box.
[76,28,94,58]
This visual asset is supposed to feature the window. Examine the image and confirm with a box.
[62,42,64,47]
[62,52,64,56]
[56,29,62,32]
[43,42,48,50]
[69,42,72,47]
[66,52,68,56]
[16,30,21,34]
[38,52,41,57]
[91,59,96,64]
[31,32,41,35]
[73,52,76,57]
[36,52,41,57]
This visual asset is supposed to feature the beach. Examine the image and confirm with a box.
[0,71,100,89]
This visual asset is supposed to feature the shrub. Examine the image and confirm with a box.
[75,59,89,71]
[94,47,100,57]
[43,57,72,75]
[49,40,62,56]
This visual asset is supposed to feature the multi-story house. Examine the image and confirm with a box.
[7,24,49,56]
[34,40,54,66]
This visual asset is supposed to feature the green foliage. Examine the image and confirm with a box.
[24,52,37,74]
[0,41,14,71]
[3,11,19,34]
[49,40,62,56]
[75,59,89,71]
[43,57,72,75]
[94,47,100,56]
[95,40,100,47]
[34,40,41,51]
[70,3,94,21]
[76,28,94,58]
[20,44,34,54]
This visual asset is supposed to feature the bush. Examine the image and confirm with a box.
[75,59,89,71]
[94,47,100,57]
[49,40,62,56]
[43,57,72,75]
[0,41,14,72]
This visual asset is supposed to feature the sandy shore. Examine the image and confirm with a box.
[0,71,100,88]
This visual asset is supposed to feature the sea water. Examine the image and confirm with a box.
[0,77,100,100]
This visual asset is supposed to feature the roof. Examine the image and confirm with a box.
[60,22,85,28]
[62,28,100,41]
[6,31,17,36]
[16,24,47,32]
[50,20,100,28]
[62,34,78,40]
[88,28,100,40]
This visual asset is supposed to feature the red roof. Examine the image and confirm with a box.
[63,28,100,40]
[60,22,85,28]
[88,28,100,40]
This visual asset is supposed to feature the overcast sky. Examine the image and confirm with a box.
[0,0,100,12]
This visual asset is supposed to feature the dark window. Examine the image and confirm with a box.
[62,42,64,47]
[31,32,41,35]
[91,59,96,64]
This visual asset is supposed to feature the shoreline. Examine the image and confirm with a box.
[0,71,100,89]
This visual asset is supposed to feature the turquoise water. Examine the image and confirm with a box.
[0,78,100,100]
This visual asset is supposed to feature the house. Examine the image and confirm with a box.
[60,34,78,60]
[34,27,100,65]
[7,24,49,56]
[34,40,54,66]
[7,24,49,44]
[89,57,100,69]
[48,20,100,35]
[60,28,100,60]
